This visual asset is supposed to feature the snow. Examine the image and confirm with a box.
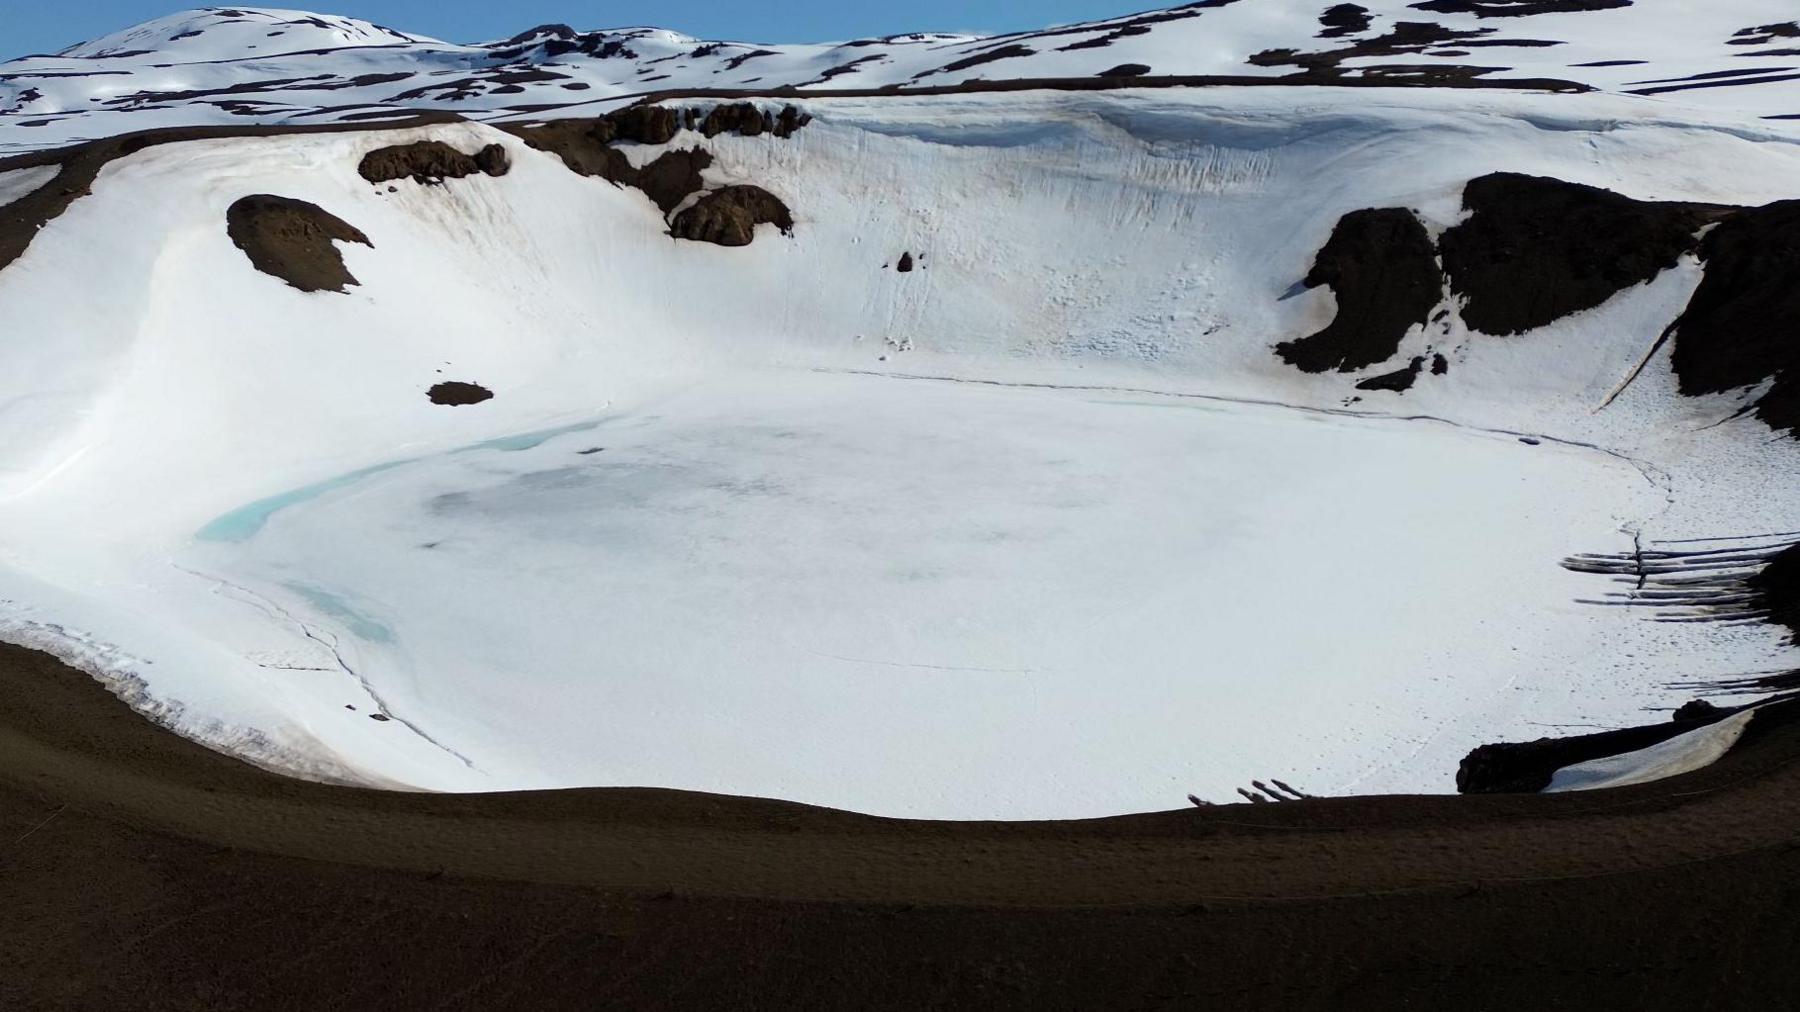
[1546,708,1759,792]
[7,3,1800,156]
[2,11,1800,814]
[0,165,57,207]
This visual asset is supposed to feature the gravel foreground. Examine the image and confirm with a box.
[3,640,1799,1009]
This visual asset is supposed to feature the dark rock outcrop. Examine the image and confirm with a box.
[1439,173,1732,335]
[1667,199,1800,436]
[669,186,793,247]
[1276,208,1442,373]
[226,194,372,293]
[696,102,812,139]
[1319,4,1373,37]
[507,119,715,214]
[507,103,807,217]
[624,149,714,214]
[605,105,682,145]
[357,140,510,185]
[428,381,493,406]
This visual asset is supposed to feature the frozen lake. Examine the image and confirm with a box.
[177,370,1661,817]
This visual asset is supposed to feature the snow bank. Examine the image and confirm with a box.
[1546,709,1758,792]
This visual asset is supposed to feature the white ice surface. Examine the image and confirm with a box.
[1,87,1798,816]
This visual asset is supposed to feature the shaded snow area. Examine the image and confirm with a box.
[7,2,1800,155]
[1546,708,1759,792]
[4,83,1800,817]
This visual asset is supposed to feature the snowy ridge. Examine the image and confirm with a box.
[7,3,1800,153]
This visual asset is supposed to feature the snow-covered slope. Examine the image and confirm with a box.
[7,3,1800,155]
[3,6,1800,817]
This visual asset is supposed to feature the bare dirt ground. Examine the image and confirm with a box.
[3,641,1799,1008]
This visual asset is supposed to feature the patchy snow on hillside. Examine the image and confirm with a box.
[6,2,1800,155]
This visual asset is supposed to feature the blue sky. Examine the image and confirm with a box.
[2,2,1150,60]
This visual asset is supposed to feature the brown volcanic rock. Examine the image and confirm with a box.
[669,185,794,246]
[357,140,510,185]
[225,194,372,293]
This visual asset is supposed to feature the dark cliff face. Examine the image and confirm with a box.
[1439,172,1732,336]
[1668,199,1800,436]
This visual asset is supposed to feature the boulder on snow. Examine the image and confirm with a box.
[669,186,794,247]
[428,381,494,406]
[358,140,510,185]
[226,194,372,293]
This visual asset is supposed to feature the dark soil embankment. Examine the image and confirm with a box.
[7,641,1800,1006]
[358,139,509,184]
[226,194,372,293]
[1667,199,1800,435]
[1277,207,1442,373]
[1439,173,1734,335]
[670,185,793,246]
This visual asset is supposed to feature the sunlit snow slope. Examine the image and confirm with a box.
[3,6,1800,818]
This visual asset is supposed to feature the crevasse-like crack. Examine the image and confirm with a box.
[173,564,480,772]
